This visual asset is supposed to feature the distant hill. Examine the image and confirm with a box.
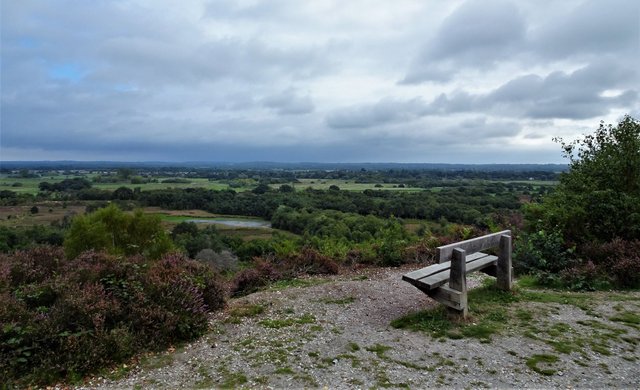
[0,161,567,172]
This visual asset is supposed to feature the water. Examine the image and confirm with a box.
[186,218,271,228]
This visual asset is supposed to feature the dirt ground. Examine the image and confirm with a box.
[81,266,640,389]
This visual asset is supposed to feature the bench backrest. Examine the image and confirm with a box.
[437,230,511,263]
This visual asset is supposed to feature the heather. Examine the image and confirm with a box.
[0,246,225,387]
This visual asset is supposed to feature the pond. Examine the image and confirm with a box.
[186,218,272,228]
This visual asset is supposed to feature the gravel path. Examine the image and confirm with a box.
[81,266,640,389]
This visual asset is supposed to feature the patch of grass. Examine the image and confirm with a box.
[347,342,360,352]
[226,303,266,323]
[259,313,316,329]
[526,354,559,376]
[352,275,369,281]
[610,311,640,326]
[590,343,611,356]
[390,306,452,337]
[365,344,392,359]
[461,323,499,342]
[519,290,590,310]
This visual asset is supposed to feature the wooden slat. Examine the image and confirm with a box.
[402,252,489,282]
[427,286,463,310]
[437,230,510,263]
[410,255,498,290]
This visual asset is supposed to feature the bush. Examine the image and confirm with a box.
[514,229,575,286]
[0,248,225,386]
[195,249,239,273]
[521,116,640,288]
[231,258,280,296]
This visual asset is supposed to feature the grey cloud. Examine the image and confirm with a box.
[531,0,640,59]
[325,98,428,129]
[402,0,526,83]
[430,61,638,120]
[262,89,314,115]
[96,37,328,86]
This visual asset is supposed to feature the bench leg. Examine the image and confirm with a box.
[497,234,513,291]
[448,248,468,319]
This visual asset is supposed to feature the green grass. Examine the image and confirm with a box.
[610,312,640,325]
[226,303,266,323]
[526,354,559,375]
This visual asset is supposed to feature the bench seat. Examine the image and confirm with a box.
[402,252,498,291]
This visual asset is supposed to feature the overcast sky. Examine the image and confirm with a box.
[1,0,639,163]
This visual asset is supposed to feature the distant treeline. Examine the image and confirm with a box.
[1,161,567,172]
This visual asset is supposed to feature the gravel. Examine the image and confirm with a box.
[79,266,640,389]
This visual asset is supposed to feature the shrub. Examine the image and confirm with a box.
[231,259,280,297]
[283,248,339,276]
[0,248,225,387]
[514,229,575,286]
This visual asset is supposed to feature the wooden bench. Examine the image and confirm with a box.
[402,230,513,318]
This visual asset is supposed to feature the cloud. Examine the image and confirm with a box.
[325,98,428,129]
[262,89,314,115]
[402,0,526,83]
[1,0,639,164]
[530,0,640,60]
[427,61,638,119]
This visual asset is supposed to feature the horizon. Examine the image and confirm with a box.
[2,1,639,163]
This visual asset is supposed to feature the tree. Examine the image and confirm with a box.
[519,116,640,288]
[529,115,640,244]
[64,204,173,259]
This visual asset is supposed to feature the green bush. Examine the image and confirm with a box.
[514,229,574,286]
[64,204,173,259]
[521,116,640,289]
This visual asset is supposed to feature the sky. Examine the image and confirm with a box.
[1,0,639,164]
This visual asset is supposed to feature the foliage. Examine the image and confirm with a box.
[0,248,225,387]
[171,223,224,258]
[531,116,640,244]
[522,116,640,289]
[0,225,65,253]
[514,229,574,286]
[230,248,339,296]
[64,204,173,259]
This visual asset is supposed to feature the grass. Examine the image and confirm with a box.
[526,354,559,375]
[226,303,266,323]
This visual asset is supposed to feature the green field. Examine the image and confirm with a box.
[0,175,250,195]
[0,175,428,195]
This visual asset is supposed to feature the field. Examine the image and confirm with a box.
[0,175,430,195]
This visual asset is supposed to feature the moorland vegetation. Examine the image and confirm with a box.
[0,116,638,386]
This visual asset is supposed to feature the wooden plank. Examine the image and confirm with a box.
[497,234,513,290]
[437,230,510,263]
[412,255,498,290]
[427,286,463,310]
[402,252,489,282]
